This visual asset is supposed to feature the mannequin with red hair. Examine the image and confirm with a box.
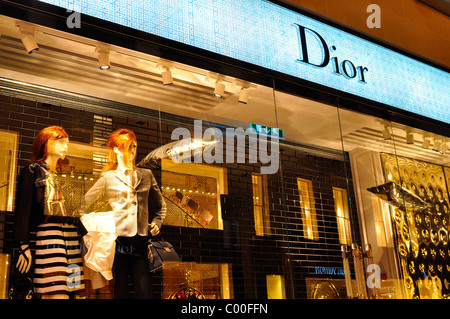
[14,126,85,299]
[84,128,166,298]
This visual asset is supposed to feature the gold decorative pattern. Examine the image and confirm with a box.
[381,153,450,298]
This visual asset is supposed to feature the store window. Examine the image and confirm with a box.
[297,178,319,240]
[252,173,271,236]
[333,187,352,245]
[339,105,450,299]
[0,12,448,300]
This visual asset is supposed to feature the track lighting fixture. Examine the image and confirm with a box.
[381,126,391,140]
[406,131,414,144]
[214,81,225,98]
[433,140,442,152]
[232,79,253,104]
[156,60,173,85]
[21,33,39,54]
[161,68,173,85]
[17,22,39,54]
[421,137,431,149]
[96,46,110,70]
[238,87,250,104]
[206,73,226,98]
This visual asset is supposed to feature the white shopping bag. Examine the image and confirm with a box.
[81,212,117,281]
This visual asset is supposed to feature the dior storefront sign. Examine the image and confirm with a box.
[296,24,369,84]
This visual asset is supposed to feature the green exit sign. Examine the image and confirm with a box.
[249,124,284,139]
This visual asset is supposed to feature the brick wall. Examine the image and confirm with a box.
[110,112,360,299]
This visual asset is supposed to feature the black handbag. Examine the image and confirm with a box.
[8,273,34,299]
[147,240,181,272]
[9,246,34,299]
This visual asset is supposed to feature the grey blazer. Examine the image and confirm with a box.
[84,167,166,237]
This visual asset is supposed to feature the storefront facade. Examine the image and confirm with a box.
[0,0,448,299]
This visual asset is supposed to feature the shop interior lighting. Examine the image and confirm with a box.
[238,87,250,104]
[233,79,252,104]
[156,60,173,85]
[17,22,39,54]
[21,33,39,54]
[421,136,431,149]
[433,139,442,153]
[381,126,391,140]
[96,47,111,70]
[205,73,226,98]
[161,68,173,85]
[405,130,414,144]
[214,81,225,98]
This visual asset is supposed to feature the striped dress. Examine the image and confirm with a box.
[34,223,85,296]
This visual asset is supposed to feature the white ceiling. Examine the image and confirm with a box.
[0,15,449,165]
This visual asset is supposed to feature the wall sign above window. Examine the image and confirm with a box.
[38,0,450,124]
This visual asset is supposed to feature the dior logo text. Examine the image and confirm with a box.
[296,24,369,83]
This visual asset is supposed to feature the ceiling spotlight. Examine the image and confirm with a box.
[406,131,414,144]
[21,33,39,54]
[381,127,391,140]
[96,47,110,70]
[161,68,173,85]
[421,137,431,149]
[214,81,225,98]
[156,60,173,85]
[433,140,442,152]
[238,87,250,104]
[17,22,39,54]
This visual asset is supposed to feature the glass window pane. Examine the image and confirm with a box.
[338,103,450,299]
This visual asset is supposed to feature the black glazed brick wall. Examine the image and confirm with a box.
[111,113,360,299]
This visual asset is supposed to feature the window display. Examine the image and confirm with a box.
[163,262,232,299]
[0,10,448,300]
[13,126,85,299]
[83,128,166,299]
[161,160,226,230]
[378,153,450,298]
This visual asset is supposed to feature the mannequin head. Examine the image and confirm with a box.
[103,128,137,173]
[31,126,69,162]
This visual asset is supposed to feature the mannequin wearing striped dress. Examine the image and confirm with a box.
[14,126,85,299]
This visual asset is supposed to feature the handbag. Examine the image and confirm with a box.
[8,275,34,299]
[147,240,181,272]
[9,246,34,299]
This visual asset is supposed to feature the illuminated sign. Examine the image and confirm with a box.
[315,267,345,276]
[38,0,450,124]
[249,123,284,139]
[296,24,369,83]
